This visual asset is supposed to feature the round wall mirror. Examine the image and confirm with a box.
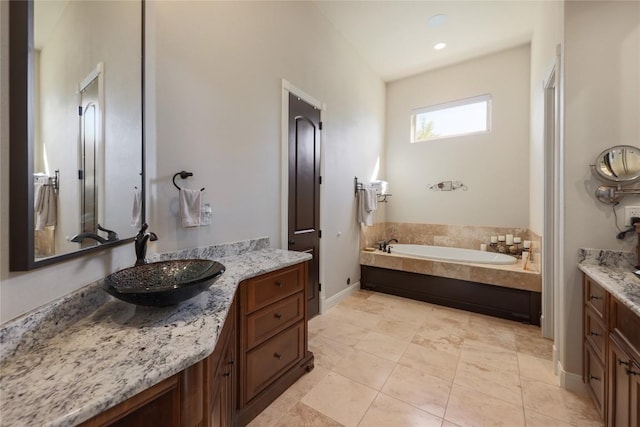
[593,145,640,184]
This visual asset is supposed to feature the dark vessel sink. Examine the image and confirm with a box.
[103,259,225,306]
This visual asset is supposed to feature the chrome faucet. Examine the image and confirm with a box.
[71,224,119,244]
[134,223,158,266]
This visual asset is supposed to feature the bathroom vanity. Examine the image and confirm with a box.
[579,249,640,426]
[0,246,313,427]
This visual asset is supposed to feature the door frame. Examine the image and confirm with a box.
[280,79,326,313]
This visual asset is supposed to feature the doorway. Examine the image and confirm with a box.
[283,83,322,318]
[79,77,100,247]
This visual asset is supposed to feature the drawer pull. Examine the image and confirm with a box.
[589,331,601,337]
[274,352,282,359]
[628,370,640,376]
[589,295,602,301]
[590,375,601,381]
[223,372,231,377]
[619,359,630,367]
[275,281,284,288]
[227,360,234,365]
[274,313,283,320]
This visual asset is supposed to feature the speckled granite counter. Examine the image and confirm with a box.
[0,241,311,427]
[578,248,640,317]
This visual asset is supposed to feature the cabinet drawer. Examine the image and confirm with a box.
[584,276,606,320]
[585,342,605,420]
[244,266,303,313]
[246,292,304,350]
[585,308,606,359]
[244,322,304,403]
[610,296,640,359]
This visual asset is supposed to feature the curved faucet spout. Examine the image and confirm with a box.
[70,233,109,244]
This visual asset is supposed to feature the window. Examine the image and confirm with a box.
[411,94,491,142]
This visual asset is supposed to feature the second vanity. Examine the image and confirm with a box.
[0,240,313,426]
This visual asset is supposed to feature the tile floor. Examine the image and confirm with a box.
[248,290,603,427]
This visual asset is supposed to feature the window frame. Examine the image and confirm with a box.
[410,94,492,143]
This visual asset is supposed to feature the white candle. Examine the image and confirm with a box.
[480,244,487,251]
[506,234,514,245]
[523,240,531,249]
[514,237,522,244]
[498,235,506,242]
[490,236,497,243]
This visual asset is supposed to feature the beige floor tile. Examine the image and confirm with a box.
[464,319,518,351]
[337,295,387,315]
[314,320,369,348]
[517,353,557,386]
[444,383,526,427]
[375,317,422,341]
[330,304,384,330]
[524,408,580,427]
[441,422,461,427]
[398,342,458,382]
[453,358,523,406]
[301,372,378,427]
[358,393,443,427]
[428,305,471,324]
[309,335,352,370]
[521,378,603,426]
[286,364,331,400]
[412,318,467,355]
[354,331,410,362]
[274,402,345,427]
[459,340,519,373]
[247,385,302,427]
[332,348,396,390]
[381,364,452,418]
[515,332,553,360]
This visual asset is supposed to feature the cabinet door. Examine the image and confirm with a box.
[208,321,236,427]
[631,360,640,427]
[609,337,631,427]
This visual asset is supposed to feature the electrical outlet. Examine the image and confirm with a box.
[624,206,640,225]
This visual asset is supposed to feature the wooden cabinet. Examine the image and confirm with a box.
[583,273,640,426]
[237,263,314,426]
[80,362,202,427]
[204,298,237,427]
[81,262,312,427]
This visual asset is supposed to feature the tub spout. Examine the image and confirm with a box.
[381,238,399,252]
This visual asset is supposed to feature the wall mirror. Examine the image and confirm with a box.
[591,145,640,203]
[593,145,640,184]
[9,0,144,271]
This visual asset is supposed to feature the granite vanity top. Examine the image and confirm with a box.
[578,248,640,317]
[0,245,311,427]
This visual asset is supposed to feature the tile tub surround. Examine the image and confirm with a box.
[578,248,640,317]
[360,249,541,293]
[360,222,532,253]
[0,247,311,427]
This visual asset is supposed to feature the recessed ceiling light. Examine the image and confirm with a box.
[434,43,447,50]
[427,14,448,28]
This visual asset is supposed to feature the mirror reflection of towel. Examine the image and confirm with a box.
[180,188,201,227]
[131,188,142,227]
[35,184,57,230]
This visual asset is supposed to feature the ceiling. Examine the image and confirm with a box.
[313,1,538,82]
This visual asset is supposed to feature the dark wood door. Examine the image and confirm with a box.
[631,360,640,427]
[288,93,320,318]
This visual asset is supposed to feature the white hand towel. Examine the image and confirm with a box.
[180,188,201,227]
[357,185,376,226]
[131,188,142,227]
[44,185,57,227]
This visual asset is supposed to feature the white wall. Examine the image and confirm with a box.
[1,1,385,323]
[385,45,531,228]
[561,0,640,377]
[529,0,563,236]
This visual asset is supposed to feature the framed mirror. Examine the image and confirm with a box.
[593,145,640,184]
[9,0,144,271]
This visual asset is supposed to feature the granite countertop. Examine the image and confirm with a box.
[578,248,640,317]
[0,245,311,427]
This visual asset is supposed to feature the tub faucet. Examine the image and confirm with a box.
[381,238,399,252]
[134,223,158,266]
[70,224,119,244]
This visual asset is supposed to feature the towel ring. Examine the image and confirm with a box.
[173,171,205,192]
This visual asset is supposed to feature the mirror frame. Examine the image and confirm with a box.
[9,0,145,271]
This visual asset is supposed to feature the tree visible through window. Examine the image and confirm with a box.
[411,94,491,142]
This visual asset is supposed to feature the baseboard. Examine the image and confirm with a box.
[556,358,587,396]
[321,282,361,313]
